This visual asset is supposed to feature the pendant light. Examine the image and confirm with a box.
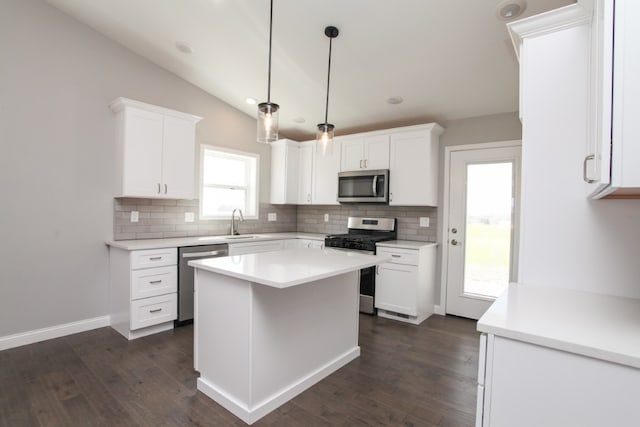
[257,0,279,143]
[317,26,339,155]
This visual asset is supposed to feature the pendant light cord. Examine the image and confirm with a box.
[324,36,333,124]
[267,0,274,103]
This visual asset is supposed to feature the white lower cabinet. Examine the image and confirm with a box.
[375,243,436,325]
[477,334,640,427]
[109,247,178,340]
[228,240,284,255]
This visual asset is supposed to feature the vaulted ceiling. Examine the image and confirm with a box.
[45,0,574,140]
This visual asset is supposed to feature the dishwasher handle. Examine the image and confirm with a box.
[182,250,227,259]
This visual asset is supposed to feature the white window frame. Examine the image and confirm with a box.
[199,145,260,220]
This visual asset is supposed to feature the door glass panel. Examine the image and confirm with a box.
[464,162,513,298]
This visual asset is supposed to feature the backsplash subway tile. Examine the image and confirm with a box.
[114,199,437,242]
[296,205,437,242]
[113,198,297,240]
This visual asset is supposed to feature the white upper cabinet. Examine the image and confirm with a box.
[110,98,201,199]
[389,124,443,206]
[297,141,314,204]
[587,0,640,198]
[270,139,299,204]
[340,134,390,171]
[313,139,341,205]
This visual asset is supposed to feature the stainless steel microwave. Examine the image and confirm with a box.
[337,169,389,203]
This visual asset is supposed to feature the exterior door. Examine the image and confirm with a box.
[444,142,521,319]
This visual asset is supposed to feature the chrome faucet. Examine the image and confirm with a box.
[231,208,244,235]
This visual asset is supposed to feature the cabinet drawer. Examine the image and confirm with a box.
[131,248,177,269]
[377,247,418,265]
[130,293,177,330]
[131,266,177,300]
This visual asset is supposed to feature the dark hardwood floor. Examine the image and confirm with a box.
[0,314,479,426]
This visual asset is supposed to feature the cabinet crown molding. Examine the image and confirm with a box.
[109,97,202,123]
[507,2,592,60]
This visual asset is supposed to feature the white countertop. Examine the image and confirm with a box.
[377,240,438,249]
[107,232,326,250]
[478,283,640,369]
[189,248,391,289]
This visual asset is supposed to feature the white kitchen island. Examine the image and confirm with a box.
[189,248,390,425]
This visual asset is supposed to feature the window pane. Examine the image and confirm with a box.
[202,187,246,217]
[203,153,246,186]
[463,162,513,298]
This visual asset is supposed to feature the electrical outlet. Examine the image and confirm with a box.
[268,212,277,222]
[324,213,330,222]
[185,212,195,223]
[130,211,139,223]
[419,217,430,227]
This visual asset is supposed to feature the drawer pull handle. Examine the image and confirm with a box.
[149,280,162,284]
[149,308,162,313]
[391,254,401,258]
[149,256,162,261]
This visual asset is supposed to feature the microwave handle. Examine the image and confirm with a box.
[372,175,378,196]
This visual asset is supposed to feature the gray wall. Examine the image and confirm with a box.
[0,0,269,337]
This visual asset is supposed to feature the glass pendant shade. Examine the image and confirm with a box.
[316,122,334,156]
[317,26,339,156]
[257,0,278,144]
[257,102,279,143]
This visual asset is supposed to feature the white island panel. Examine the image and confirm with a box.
[191,248,387,424]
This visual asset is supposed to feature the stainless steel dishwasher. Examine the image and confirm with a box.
[177,243,229,325]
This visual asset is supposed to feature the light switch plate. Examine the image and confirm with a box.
[130,211,139,223]
[268,213,277,222]
[324,213,329,222]
[419,217,430,227]
[185,212,195,223]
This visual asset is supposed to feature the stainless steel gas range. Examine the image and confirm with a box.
[325,217,397,314]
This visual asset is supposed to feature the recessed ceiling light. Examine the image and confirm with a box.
[387,96,404,105]
[175,41,194,54]
[293,117,306,124]
[245,97,257,105]
[496,0,526,21]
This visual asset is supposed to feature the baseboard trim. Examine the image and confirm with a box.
[0,315,111,351]
[197,347,360,425]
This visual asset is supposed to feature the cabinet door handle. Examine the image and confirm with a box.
[157,183,161,194]
[149,308,162,313]
[364,159,368,168]
[149,280,162,284]
[376,265,380,275]
[307,193,311,202]
[583,154,596,184]
[391,254,401,258]
[389,192,393,202]
[164,184,168,194]
[149,256,162,261]
[359,159,363,169]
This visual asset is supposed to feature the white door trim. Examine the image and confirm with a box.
[438,140,522,316]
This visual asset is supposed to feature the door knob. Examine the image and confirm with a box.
[451,228,458,234]
[451,239,461,246]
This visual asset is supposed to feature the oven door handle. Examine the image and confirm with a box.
[372,175,378,196]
